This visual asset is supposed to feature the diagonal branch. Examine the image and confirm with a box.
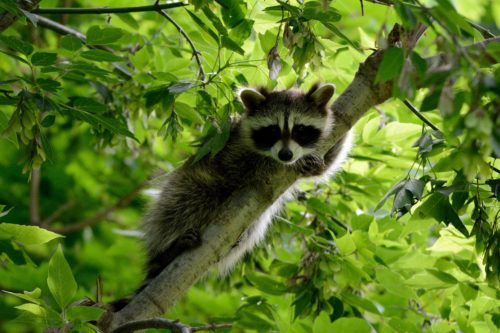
[50,182,145,234]
[156,9,206,82]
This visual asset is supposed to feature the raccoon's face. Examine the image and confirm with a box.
[239,84,335,164]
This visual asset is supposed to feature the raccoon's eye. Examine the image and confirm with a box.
[252,125,281,150]
[292,124,321,147]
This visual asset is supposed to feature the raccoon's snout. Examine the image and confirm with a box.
[278,148,293,162]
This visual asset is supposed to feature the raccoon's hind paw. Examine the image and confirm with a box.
[295,154,326,177]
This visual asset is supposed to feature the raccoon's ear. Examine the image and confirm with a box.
[308,83,336,107]
[239,88,266,111]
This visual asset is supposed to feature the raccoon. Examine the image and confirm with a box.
[118,83,352,307]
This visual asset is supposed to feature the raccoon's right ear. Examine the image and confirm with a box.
[239,88,266,112]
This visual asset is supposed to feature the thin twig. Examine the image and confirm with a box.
[50,182,145,234]
[41,200,75,227]
[191,323,233,332]
[111,318,232,333]
[29,167,41,225]
[32,2,187,15]
[156,9,206,82]
[403,99,441,132]
[34,15,132,78]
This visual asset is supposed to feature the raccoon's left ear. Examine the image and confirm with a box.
[307,83,336,106]
[239,88,267,111]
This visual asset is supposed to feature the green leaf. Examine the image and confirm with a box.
[415,192,469,236]
[81,50,123,62]
[313,311,334,333]
[186,10,220,45]
[375,47,404,83]
[376,267,416,299]
[219,0,245,28]
[47,245,77,310]
[426,269,458,284]
[68,62,111,77]
[115,13,140,30]
[31,52,57,66]
[246,273,288,295]
[302,2,341,23]
[0,35,34,55]
[375,179,406,211]
[37,78,61,92]
[41,114,56,127]
[0,223,62,245]
[60,35,83,51]
[67,305,105,322]
[411,51,427,76]
[73,97,106,114]
[340,291,380,314]
[86,26,123,45]
[221,36,245,55]
[3,288,42,305]
[15,303,62,325]
[330,318,371,333]
[201,7,228,35]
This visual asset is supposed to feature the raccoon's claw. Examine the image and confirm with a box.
[296,155,325,177]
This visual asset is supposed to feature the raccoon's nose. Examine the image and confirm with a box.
[278,148,293,162]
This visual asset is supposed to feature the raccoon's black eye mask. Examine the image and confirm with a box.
[251,125,281,150]
[292,125,321,147]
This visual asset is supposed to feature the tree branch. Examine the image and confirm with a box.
[32,2,187,15]
[29,167,41,225]
[110,318,232,333]
[50,182,145,234]
[403,99,441,132]
[156,9,206,82]
[41,200,75,227]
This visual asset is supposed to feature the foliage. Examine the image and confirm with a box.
[0,0,498,332]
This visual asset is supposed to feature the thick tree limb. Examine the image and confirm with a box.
[110,318,231,333]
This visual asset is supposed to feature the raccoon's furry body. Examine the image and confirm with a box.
[139,83,352,294]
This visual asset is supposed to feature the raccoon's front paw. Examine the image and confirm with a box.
[295,155,325,177]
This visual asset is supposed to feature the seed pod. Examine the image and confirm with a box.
[267,45,282,80]
[283,22,293,49]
